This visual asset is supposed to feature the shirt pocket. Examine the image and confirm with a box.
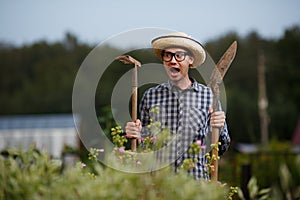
[188,107,209,138]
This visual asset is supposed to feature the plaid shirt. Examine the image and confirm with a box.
[140,78,230,180]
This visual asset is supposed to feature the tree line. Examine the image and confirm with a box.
[0,27,299,144]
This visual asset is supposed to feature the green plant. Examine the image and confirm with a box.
[270,155,300,200]
[0,146,61,199]
[111,125,128,148]
[204,142,221,176]
[237,177,271,200]
[106,108,239,200]
[0,145,231,199]
[3,108,276,199]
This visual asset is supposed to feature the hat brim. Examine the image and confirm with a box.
[152,35,206,68]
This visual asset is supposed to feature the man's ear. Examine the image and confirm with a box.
[188,56,194,65]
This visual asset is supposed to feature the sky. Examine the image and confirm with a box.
[0,0,300,47]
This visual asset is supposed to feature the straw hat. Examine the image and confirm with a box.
[151,32,206,68]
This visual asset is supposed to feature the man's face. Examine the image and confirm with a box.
[162,47,194,83]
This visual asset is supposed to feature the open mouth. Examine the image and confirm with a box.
[170,67,180,73]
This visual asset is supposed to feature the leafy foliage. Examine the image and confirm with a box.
[0,146,230,200]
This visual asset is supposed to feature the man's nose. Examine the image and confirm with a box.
[170,55,177,63]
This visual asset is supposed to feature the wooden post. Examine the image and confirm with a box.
[257,51,269,146]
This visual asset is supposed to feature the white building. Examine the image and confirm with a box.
[0,114,79,158]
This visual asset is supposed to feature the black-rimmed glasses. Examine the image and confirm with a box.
[161,51,189,62]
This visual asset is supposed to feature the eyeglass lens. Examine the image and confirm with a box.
[162,51,187,62]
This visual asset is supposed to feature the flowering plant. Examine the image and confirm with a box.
[101,106,240,199]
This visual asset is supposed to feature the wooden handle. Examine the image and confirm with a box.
[115,55,142,152]
[211,127,219,181]
[131,66,138,152]
[210,93,220,181]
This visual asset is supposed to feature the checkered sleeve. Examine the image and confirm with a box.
[218,121,230,155]
[212,101,231,156]
[139,91,151,138]
[210,96,231,156]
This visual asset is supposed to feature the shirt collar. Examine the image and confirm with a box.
[190,78,200,92]
[165,78,200,92]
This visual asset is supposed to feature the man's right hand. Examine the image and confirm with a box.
[125,119,142,139]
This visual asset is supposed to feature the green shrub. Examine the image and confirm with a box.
[0,146,233,200]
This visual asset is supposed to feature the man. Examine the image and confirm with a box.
[125,32,230,180]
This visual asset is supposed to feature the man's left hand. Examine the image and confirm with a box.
[209,108,226,128]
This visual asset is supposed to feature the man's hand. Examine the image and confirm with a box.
[209,108,226,128]
[125,119,142,139]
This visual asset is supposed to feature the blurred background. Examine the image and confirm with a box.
[0,0,300,196]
